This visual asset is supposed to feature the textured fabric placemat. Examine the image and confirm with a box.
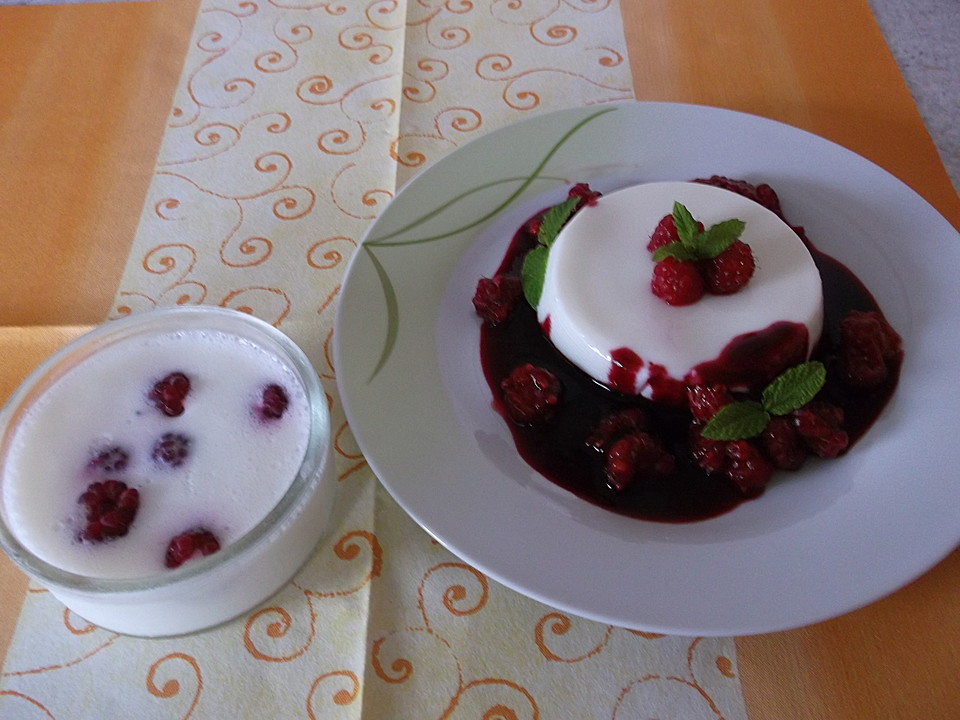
[1,2,747,717]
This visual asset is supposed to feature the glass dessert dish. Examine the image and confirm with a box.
[0,306,334,637]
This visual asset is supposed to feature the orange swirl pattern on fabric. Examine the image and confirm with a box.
[0,691,56,720]
[534,613,614,662]
[0,1,747,719]
[146,653,203,719]
[307,670,361,718]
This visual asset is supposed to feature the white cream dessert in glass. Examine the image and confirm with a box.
[537,181,824,400]
[0,306,335,637]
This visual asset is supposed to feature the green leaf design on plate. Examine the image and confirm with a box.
[363,245,400,384]
[361,107,617,384]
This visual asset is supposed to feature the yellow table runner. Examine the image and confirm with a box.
[1,2,747,717]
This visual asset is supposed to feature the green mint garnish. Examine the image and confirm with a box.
[654,243,699,263]
[701,361,826,441]
[521,245,549,307]
[672,201,700,240]
[698,219,747,258]
[537,197,579,247]
[703,401,769,441]
[520,196,580,308]
[652,202,746,263]
[761,361,827,415]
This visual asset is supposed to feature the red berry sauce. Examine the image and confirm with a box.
[478,181,902,522]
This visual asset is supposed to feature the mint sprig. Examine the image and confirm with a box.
[652,202,746,263]
[520,196,580,307]
[761,361,827,415]
[701,361,826,441]
[520,245,549,307]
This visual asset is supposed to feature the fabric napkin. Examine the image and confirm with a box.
[1,2,748,717]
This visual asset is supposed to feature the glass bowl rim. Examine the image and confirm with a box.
[0,306,330,595]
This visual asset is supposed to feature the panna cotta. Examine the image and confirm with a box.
[475,176,902,520]
[537,181,824,400]
[0,307,334,636]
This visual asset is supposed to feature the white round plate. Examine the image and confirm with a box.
[334,102,960,636]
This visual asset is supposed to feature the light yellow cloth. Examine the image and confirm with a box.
[1,2,747,717]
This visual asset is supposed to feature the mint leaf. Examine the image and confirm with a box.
[520,245,549,307]
[762,361,826,415]
[699,361,828,440]
[701,401,770,441]
[652,241,699,263]
[672,201,699,242]
[698,218,746,259]
[537,197,579,248]
[520,195,581,308]
[667,202,745,261]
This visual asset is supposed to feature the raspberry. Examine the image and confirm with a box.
[472,275,522,326]
[78,480,140,543]
[703,240,755,295]
[760,415,807,470]
[647,215,680,252]
[647,215,704,253]
[567,182,601,208]
[258,383,290,420]
[165,528,221,569]
[525,213,544,236]
[686,384,733,423]
[149,371,191,417]
[585,408,650,451]
[651,257,705,306]
[152,432,191,467]
[500,364,562,424]
[604,431,674,491]
[837,310,902,388]
[88,446,130,475]
[725,440,774,496]
[692,432,729,477]
[694,176,785,219]
[793,401,849,458]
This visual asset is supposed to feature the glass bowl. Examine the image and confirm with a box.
[0,306,334,637]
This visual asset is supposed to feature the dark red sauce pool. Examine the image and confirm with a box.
[478,180,901,522]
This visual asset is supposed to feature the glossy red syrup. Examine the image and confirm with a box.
[608,347,643,394]
[479,195,900,522]
[687,321,809,391]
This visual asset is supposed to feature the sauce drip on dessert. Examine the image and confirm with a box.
[474,177,902,522]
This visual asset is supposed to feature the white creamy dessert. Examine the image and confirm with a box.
[3,328,309,578]
[537,181,823,399]
[0,307,334,636]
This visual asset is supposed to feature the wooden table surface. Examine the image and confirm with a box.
[1,1,957,717]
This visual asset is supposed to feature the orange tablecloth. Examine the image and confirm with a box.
[1,1,957,717]
[0,0,201,648]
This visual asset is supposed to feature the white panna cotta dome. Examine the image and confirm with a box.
[536,181,824,400]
